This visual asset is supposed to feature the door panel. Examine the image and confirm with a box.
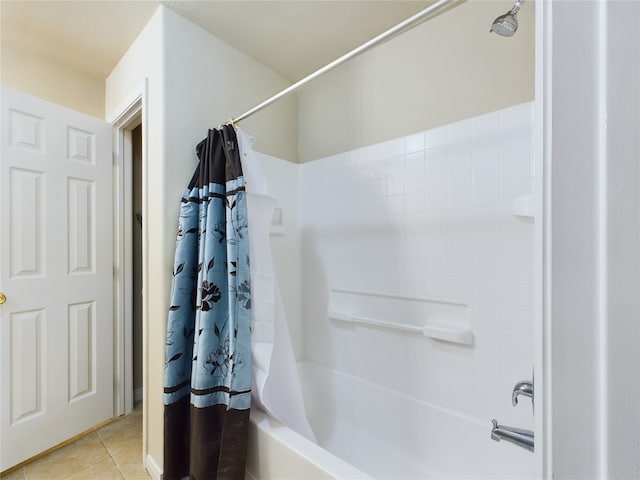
[0,87,113,471]
[10,309,45,424]
[68,178,95,274]
[9,168,44,277]
[68,301,96,401]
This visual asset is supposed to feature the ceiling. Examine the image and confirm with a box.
[1,0,434,82]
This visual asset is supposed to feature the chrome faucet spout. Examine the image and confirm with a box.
[491,419,534,452]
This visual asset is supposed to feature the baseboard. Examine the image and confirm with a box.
[134,387,143,403]
[145,454,163,480]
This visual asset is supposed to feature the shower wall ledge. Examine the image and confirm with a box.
[327,289,473,346]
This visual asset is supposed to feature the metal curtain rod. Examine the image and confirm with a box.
[229,0,462,125]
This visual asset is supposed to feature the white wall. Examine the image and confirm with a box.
[297,0,535,163]
[544,2,640,478]
[1,41,105,118]
[293,102,535,477]
[106,8,165,467]
[106,6,297,469]
[603,4,640,477]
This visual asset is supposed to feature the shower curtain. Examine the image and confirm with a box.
[236,129,315,443]
[163,125,251,480]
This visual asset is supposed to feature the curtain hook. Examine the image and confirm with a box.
[215,118,238,131]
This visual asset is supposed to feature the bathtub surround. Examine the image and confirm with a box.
[247,101,536,478]
[163,126,252,479]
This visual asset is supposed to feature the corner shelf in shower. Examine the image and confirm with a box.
[269,225,286,236]
[270,207,286,236]
[327,289,473,346]
[512,194,535,220]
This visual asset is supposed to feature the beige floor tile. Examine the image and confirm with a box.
[112,443,142,467]
[24,433,111,480]
[113,457,151,479]
[97,414,143,457]
[14,409,143,480]
[117,464,151,480]
[66,458,123,480]
[111,441,151,480]
[0,467,25,480]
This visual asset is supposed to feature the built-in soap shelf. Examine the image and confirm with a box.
[270,207,286,236]
[512,194,535,220]
[270,225,286,236]
[327,289,473,346]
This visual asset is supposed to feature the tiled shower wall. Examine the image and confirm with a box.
[297,101,535,430]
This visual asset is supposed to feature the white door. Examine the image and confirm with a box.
[0,87,113,471]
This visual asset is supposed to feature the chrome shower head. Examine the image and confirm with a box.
[490,0,523,37]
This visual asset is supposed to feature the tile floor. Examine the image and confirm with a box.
[1,406,150,480]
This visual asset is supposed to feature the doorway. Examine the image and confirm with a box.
[111,89,146,425]
[110,84,148,470]
[131,125,143,406]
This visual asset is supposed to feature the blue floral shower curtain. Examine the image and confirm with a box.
[163,125,251,480]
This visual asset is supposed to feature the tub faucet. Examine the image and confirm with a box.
[491,419,534,452]
[491,378,535,451]
[512,380,533,408]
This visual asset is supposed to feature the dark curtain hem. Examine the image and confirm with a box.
[164,396,190,480]
[165,401,249,480]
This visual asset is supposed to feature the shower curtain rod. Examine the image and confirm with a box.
[228,0,462,126]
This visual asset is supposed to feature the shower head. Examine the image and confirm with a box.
[490,0,524,37]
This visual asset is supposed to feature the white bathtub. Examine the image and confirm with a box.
[246,408,371,479]
[246,361,535,479]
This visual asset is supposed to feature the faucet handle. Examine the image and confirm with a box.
[512,380,533,407]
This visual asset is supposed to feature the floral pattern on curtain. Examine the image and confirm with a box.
[163,125,251,480]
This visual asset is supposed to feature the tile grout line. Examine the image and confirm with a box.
[95,426,126,480]
[57,433,120,480]
[108,455,127,480]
